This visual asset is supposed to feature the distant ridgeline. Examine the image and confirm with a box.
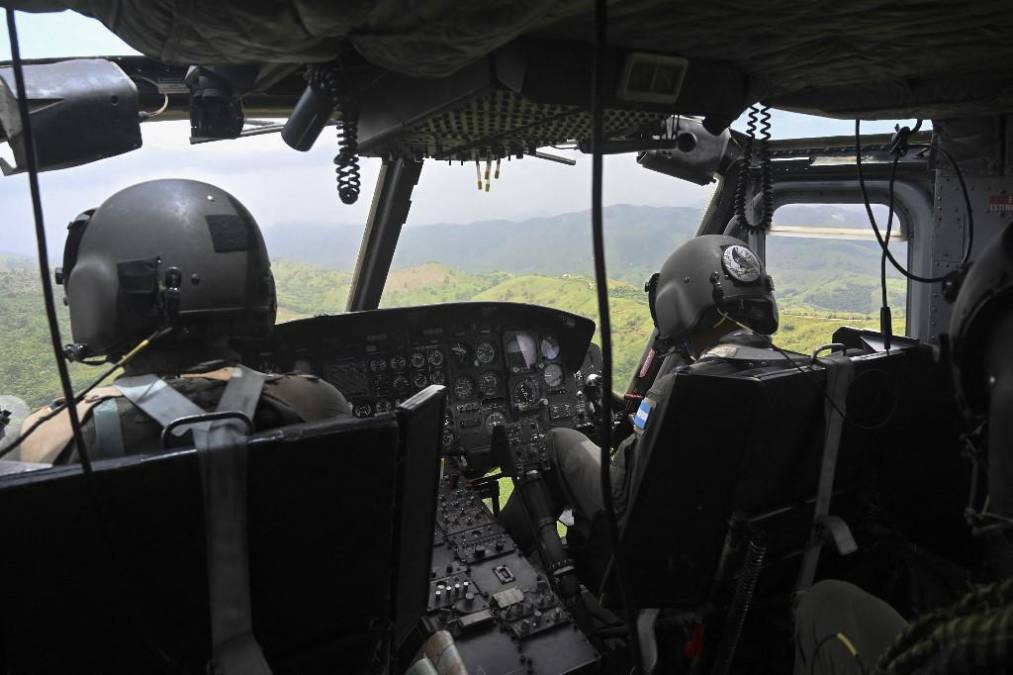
[1,204,899,406]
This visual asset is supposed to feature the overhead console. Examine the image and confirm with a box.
[241,302,599,476]
[355,38,747,162]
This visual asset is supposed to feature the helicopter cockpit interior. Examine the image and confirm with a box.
[1,2,1012,674]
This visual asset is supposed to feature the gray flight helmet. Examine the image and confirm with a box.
[650,235,778,343]
[949,222,1013,422]
[57,179,277,360]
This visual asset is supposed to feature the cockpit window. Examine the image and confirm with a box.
[765,203,909,355]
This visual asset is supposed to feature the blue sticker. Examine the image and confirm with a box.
[633,397,654,430]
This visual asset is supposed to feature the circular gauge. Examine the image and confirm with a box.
[393,374,410,393]
[543,363,564,388]
[368,357,387,372]
[431,370,447,385]
[450,342,471,366]
[413,371,429,388]
[475,341,496,365]
[353,401,373,418]
[453,375,475,400]
[511,379,540,407]
[390,354,407,372]
[540,336,561,361]
[410,351,427,369]
[428,350,445,367]
[478,371,500,397]
[485,411,507,434]
[375,399,392,414]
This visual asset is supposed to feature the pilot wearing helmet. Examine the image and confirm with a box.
[792,222,1013,675]
[18,179,350,464]
[499,234,781,572]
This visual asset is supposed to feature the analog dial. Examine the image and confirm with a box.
[413,371,429,388]
[453,376,476,400]
[450,342,471,366]
[478,371,500,397]
[543,363,564,388]
[393,374,410,393]
[353,401,373,418]
[428,350,445,367]
[390,355,407,371]
[369,357,387,373]
[410,351,427,369]
[475,341,496,365]
[431,370,447,385]
[511,379,540,407]
[540,335,561,360]
[375,399,392,414]
[485,411,507,434]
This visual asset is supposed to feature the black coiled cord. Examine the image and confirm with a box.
[733,104,774,231]
[334,100,361,205]
[312,65,361,205]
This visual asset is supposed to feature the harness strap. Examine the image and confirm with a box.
[114,366,272,674]
[198,366,270,675]
[795,354,856,593]
[113,374,208,437]
[91,399,125,459]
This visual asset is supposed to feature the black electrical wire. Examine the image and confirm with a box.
[589,1,644,672]
[5,9,93,474]
[856,120,975,283]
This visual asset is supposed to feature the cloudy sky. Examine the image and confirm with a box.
[1,9,912,259]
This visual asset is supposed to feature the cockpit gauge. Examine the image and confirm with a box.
[543,363,564,389]
[375,399,392,414]
[511,378,540,408]
[368,357,387,373]
[475,341,497,365]
[353,401,373,418]
[450,342,471,366]
[393,374,411,393]
[454,375,476,400]
[390,354,407,371]
[428,350,445,367]
[478,371,500,397]
[540,335,561,361]
[413,371,429,388]
[431,370,447,385]
[410,351,427,369]
[485,411,507,433]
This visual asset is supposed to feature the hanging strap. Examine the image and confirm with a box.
[114,366,272,674]
[795,354,857,593]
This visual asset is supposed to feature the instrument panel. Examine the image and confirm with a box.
[241,302,598,475]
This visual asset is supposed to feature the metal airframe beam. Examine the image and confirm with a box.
[346,158,424,312]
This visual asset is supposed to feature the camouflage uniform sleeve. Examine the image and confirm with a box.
[261,374,352,423]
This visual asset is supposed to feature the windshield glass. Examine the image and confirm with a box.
[0,9,924,406]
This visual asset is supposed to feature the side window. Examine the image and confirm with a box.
[764,204,908,355]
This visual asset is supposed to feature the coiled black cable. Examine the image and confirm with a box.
[334,98,361,205]
[733,105,774,231]
[313,65,361,205]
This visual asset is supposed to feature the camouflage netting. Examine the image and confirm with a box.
[4,0,1013,118]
